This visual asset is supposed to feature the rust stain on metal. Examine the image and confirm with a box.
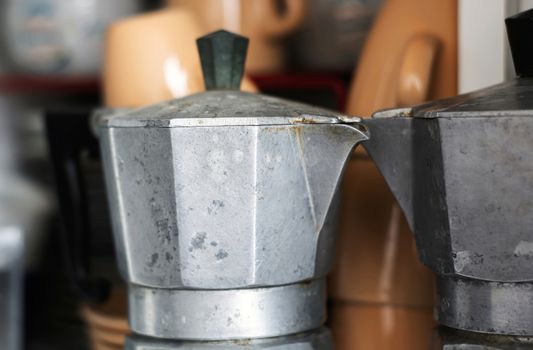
[298,280,314,289]
[231,338,252,345]
[292,117,322,124]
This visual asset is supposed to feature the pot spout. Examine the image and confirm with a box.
[361,109,415,230]
[291,119,369,235]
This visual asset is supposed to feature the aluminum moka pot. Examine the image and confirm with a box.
[363,9,533,348]
[96,30,368,348]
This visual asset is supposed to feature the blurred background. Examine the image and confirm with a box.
[0,0,530,349]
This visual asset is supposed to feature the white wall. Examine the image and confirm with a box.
[458,0,533,93]
[520,0,533,10]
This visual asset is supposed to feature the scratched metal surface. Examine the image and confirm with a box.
[98,91,360,128]
[435,326,533,349]
[99,122,366,289]
[129,280,326,339]
[97,29,369,344]
[126,327,334,349]
[437,276,533,335]
[364,79,533,282]
[363,77,533,337]
[97,91,367,341]
[413,78,533,118]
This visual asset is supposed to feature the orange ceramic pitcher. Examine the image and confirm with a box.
[329,0,457,349]
[103,8,257,108]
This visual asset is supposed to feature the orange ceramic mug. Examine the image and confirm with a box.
[103,8,257,108]
[165,0,306,73]
[103,9,204,108]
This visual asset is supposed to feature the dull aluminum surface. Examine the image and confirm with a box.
[99,29,366,345]
[435,327,533,349]
[436,277,533,336]
[98,91,362,128]
[126,327,334,349]
[408,78,533,118]
[129,280,326,340]
[363,77,533,336]
[99,109,367,289]
[363,78,533,282]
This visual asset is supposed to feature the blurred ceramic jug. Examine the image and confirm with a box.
[329,0,458,349]
[0,0,142,75]
[166,0,306,74]
[104,8,257,108]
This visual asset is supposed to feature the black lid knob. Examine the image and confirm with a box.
[196,30,249,90]
[506,9,533,77]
